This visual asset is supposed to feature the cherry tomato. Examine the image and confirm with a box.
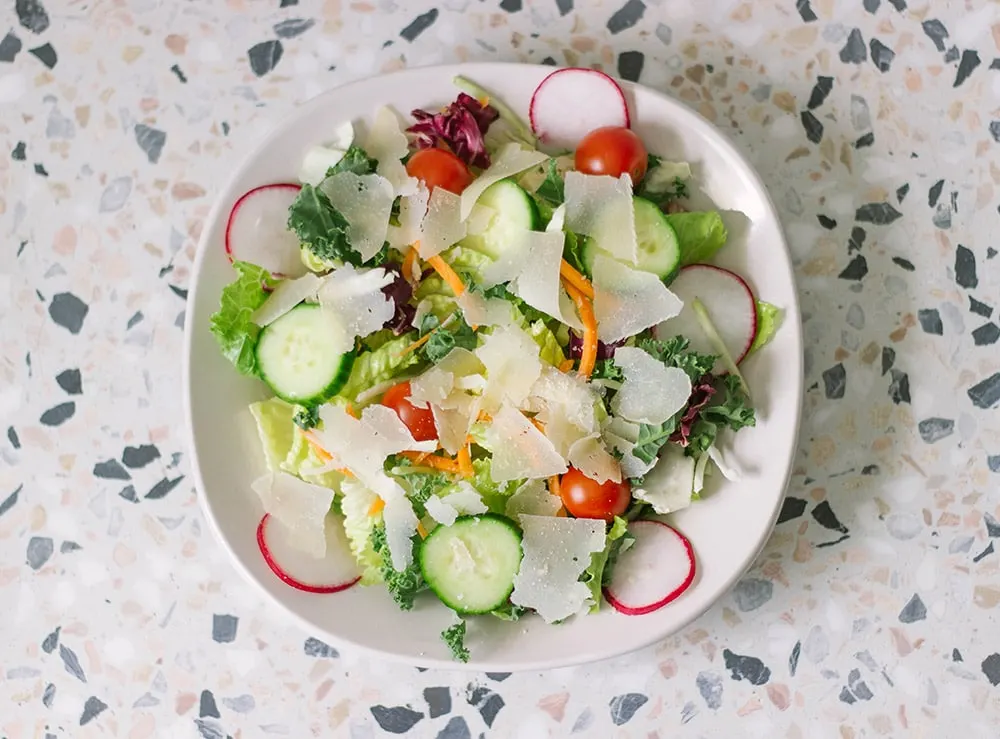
[405,148,474,194]
[380,381,437,441]
[574,126,648,182]
[559,467,631,522]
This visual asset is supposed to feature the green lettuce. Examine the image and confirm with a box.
[747,301,782,355]
[287,185,358,267]
[581,516,629,612]
[334,332,423,403]
[666,211,728,266]
[443,245,493,282]
[209,261,277,375]
[340,480,383,585]
[326,145,377,176]
[247,398,342,488]
[470,458,521,513]
[441,620,469,662]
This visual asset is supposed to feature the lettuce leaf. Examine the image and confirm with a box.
[247,398,343,488]
[747,301,782,355]
[508,302,565,368]
[287,184,358,266]
[334,332,423,403]
[210,261,278,375]
[666,211,728,266]
[340,480,384,585]
[581,516,630,613]
[470,458,522,513]
[444,245,494,283]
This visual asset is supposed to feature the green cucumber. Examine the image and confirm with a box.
[255,303,356,405]
[459,179,539,260]
[418,514,523,614]
[583,196,681,281]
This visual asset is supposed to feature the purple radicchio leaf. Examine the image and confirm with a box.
[408,93,500,169]
[669,374,717,447]
[380,263,416,335]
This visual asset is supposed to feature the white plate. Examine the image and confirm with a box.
[184,63,803,671]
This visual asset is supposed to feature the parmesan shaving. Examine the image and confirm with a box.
[387,184,430,250]
[417,187,467,259]
[611,347,692,425]
[485,403,567,481]
[252,272,322,327]
[567,434,621,484]
[317,264,395,340]
[364,106,419,197]
[318,172,395,261]
[251,472,334,559]
[632,443,695,514]
[563,171,637,263]
[476,327,543,412]
[459,142,549,220]
[592,253,684,343]
[504,479,562,520]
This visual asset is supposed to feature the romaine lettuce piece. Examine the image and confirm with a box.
[666,211,728,266]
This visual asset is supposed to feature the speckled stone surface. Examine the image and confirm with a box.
[3,0,1000,736]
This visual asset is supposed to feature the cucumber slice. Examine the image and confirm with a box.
[459,179,539,260]
[255,303,356,404]
[418,514,523,614]
[583,197,681,281]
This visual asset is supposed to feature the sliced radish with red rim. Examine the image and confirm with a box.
[603,519,695,616]
[656,264,758,372]
[226,183,308,279]
[257,513,361,594]
[529,68,630,150]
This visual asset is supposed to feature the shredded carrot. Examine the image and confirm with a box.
[427,254,466,296]
[402,245,420,284]
[476,410,493,423]
[303,431,332,463]
[457,444,474,478]
[564,280,597,378]
[528,416,546,433]
[400,450,462,474]
[558,358,574,373]
[345,402,359,419]
[560,259,594,300]
[416,521,429,539]
[549,474,562,499]
[368,497,385,517]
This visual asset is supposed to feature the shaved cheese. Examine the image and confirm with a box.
[602,416,657,479]
[486,403,567,481]
[251,472,334,558]
[531,366,599,432]
[318,172,394,261]
[424,483,487,526]
[382,493,419,570]
[431,402,476,455]
[387,184,430,250]
[476,327,543,412]
[505,479,562,520]
[611,347,692,425]
[459,143,548,220]
[563,171,637,263]
[424,494,459,527]
[317,265,395,340]
[480,233,530,288]
[455,291,515,329]
[298,121,354,185]
[632,443,695,514]
[362,404,438,454]
[467,203,496,235]
[408,370,454,409]
[546,203,566,233]
[592,253,684,343]
[509,230,580,327]
[252,272,322,327]
[708,445,741,481]
[409,348,485,454]
[417,187,467,259]
[364,106,419,197]
[511,515,606,623]
[568,434,621,484]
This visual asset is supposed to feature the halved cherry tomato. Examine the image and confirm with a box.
[380,381,437,441]
[574,126,648,182]
[405,148,474,194]
[559,467,631,522]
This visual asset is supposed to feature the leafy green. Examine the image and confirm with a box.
[371,525,425,610]
[666,211,728,266]
[444,245,494,283]
[536,158,565,204]
[490,602,528,621]
[637,155,690,206]
[686,375,756,456]
[210,261,278,375]
[747,301,782,355]
[287,185,359,266]
[340,482,384,584]
[292,405,319,430]
[421,314,478,363]
[441,620,470,662]
[470,458,521,513]
[601,524,636,588]
[635,336,716,382]
[581,516,629,612]
[326,144,378,176]
[563,231,588,276]
[591,358,624,383]
[632,415,681,464]
[334,332,423,403]
[395,466,452,518]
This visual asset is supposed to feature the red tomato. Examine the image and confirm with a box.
[405,148,474,194]
[574,126,648,182]
[380,381,437,441]
[559,467,631,522]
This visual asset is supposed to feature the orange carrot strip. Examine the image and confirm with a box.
[549,474,562,499]
[476,410,493,423]
[560,259,594,300]
[402,245,419,284]
[558,358,574,373]
[345,402,359,419]
[416,521,429,539]
[400,450,462,473]
[457,444,474,478]
[529,416,546,433]
[564,280,597,378]
[368,497,385,517]
[427,254,466,296]
[303,431,333,463]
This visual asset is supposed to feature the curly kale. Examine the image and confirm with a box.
[370,525,425,611]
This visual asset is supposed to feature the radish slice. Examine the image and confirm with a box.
[256,513,361,594]
[656,264,758,371]
[529,68,630,150]
[603,520,695,616]
[225,183,308,279]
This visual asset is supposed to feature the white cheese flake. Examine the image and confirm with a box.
[632,443,695,514]
[318,172,395,261]
[708,444,741,481]
[602,416,658,480]
[316,265,395,340]
[251,472,334,559]
[424,494,459,527]
[409,348,484,454]
[467,203,496,235]
[511,515,607,623]
[504,479,562,520]
[424,483,487,527]
[476,327,543,412]
[459,142,548,220]
[252,273,322,327]
[528,366,600,456]
[485,403,567,481]
[387,184,430,250]
[417,187,467,259]
[364,106,419,197]
[509,230,579,327]
[611,347,692,425]
[382,493,419,571]
[563,171,637,263]
[567,434,621,484]
[298,121,354,185]
[456,291,515,330]
[592,253,684,343]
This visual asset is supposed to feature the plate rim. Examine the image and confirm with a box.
[182,61,804,671]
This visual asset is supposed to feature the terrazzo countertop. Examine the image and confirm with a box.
[3,0,1000,736]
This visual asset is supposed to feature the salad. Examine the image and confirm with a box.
[209,68,781,662]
